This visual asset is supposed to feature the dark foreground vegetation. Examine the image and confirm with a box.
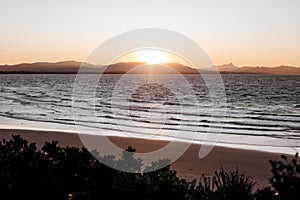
[0,135,299,200]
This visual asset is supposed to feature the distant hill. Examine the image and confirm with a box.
[0,61,198,74]
[0,61,299,74]
[0,61,93,73]
[216,63,300,75]
[101,62,198,74]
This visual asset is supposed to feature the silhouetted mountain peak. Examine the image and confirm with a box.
[217,63,237,70]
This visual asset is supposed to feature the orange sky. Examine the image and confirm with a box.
[0,1,299,67]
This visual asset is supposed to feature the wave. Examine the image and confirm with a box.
[0,74,299,152]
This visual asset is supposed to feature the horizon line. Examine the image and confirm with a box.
[0,60,299,68]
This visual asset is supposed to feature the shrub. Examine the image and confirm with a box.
[0,135,189,200]
[0,135,118,199]
[4,135,297,200]
[191,168,257,200]
[269,153,300,200]
[255,187,278,200]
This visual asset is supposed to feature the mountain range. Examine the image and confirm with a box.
[0,61,299,74]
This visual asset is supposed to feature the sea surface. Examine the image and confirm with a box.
[0,74,299,154]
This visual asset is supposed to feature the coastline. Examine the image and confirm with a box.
[0,128,287,187]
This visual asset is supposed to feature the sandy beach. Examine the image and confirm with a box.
[0,128,285,188]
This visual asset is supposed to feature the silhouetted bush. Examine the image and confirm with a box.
[269,153,300,200]
[1,135,298,200]
[189,168,257,200]
[0,135,118,199]
[0,135,188,200]
[255,187,278,200]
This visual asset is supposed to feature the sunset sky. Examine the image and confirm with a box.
[0,0,299,66]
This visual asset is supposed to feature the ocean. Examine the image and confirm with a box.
[0,74,299,154]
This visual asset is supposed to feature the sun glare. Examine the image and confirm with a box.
[138,50,167,64]
[113,49,191,66]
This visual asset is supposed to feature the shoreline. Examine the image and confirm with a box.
[0,125,296,155]
[0,128,289,187]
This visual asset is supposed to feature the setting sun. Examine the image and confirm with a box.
[138,50,167,64]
